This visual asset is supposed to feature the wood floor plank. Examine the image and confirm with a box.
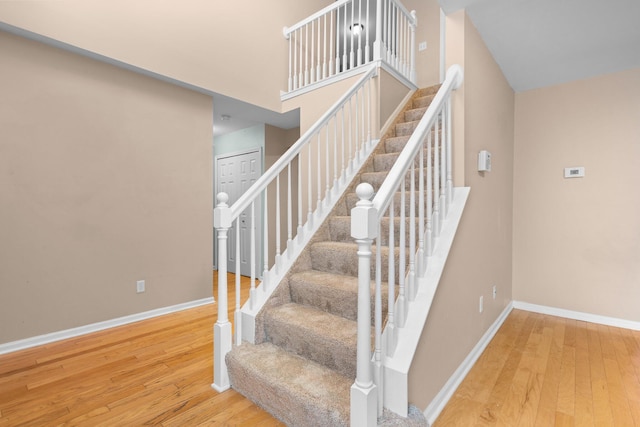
[435,313,640,427]
[0,272,283,426]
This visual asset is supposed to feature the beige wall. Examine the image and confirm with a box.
[0,0,331,112]
[0,31,213,344]
[403,0,441,89]
[513,68,640,322]
[408,11,515,408]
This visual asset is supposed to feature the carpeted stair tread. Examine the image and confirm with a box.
[404,106,428,122]
[359,170,420,191]
[412,93,436,109]
[226,342,351,426]
[373,148,435,172]
[310,241,406,282]
[264,303,359,378]
[289,270,388,323]
[395,120,420,137]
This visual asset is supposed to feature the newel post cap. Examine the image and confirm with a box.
[351,183,378,240]
[213,192,232,229]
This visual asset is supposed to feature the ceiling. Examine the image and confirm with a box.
[440,0,640,92]
[212,93,299,137]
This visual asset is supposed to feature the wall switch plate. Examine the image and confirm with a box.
[419,41,427,51]
[479,296,484,313]
[564,167,585,178]
[136,280,145,293]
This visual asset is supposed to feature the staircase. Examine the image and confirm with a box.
[225,86,440,426]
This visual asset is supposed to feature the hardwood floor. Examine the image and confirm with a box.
[434,309,640,426]
[0,272,284,426]
[3,286,640,427]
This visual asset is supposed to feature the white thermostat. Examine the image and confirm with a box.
[478,150,491,172]
[564,167,585,178]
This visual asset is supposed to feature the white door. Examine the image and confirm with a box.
[215,149,262,277]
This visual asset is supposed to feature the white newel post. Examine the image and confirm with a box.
[212,192,232,393]
[350,183,378,427]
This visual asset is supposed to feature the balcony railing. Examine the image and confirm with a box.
[284,0,416,94]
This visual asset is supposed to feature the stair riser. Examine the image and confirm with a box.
[395,120,419,137]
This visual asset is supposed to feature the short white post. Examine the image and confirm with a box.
[350,183,378,427]
[212,192,233,393]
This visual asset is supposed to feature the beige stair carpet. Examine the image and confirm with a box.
[226,85,440,426]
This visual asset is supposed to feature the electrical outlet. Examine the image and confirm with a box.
[492,285,497,300]
[136,280,145,293]
[479,296,483,313]
[419,41,427,51]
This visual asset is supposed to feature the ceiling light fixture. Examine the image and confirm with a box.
[349,23,365,35]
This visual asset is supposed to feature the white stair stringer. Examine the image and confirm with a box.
[381,186,470,417]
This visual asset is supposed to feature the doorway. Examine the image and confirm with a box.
[215,148,262,277]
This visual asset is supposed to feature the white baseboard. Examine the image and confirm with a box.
[0,297,214,355]
[423,302,513,426]
[513,301,640,331]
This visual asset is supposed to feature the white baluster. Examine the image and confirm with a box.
[212,192,231,392]
[297,157,303,244]
[293,29,299,90]
[410,11,417,83]
[317,133,322,216]
[262,190,269,292]
[357,0,363,67]
[426,131,433,255]
[446,98,453,211]
[387,200,396,356]
[317,17,322,81]
[374,223,383,416]
[310,20,315,84]
[374,0,383,61]
[433,114,440,236]
[304,24,309,86]
[418,136,425,275]
[397,177,407,327]
[250,201,256,309]
[307,144,313,227]
[333,116,339,196]
[342,5,348,74]
[330,10,335,76]
[440,111,446,227]
[235,220,241,345]
[350,2,355,70]
[325,124,331,205]
[341,106,346,183]
[323,14,328,80]
[409,161,416,300]
[286,28,292,92]
[365,0,371,63]
[350,183,377,427]
[276,174,282,273]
